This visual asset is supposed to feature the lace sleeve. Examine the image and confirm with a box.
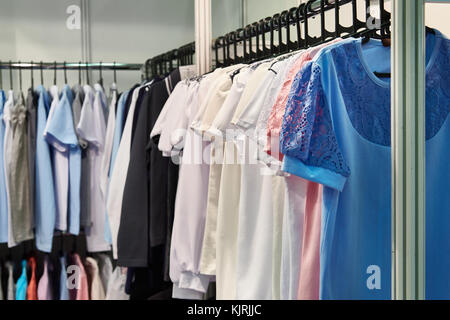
[280,61,350,182]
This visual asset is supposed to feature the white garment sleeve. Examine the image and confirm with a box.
[100,91,117,199]
[157,81,190,156]
[169,82,200,155]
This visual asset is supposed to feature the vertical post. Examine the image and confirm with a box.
[80,0,92,84]
[391,0,426,300]
[195,0,212,75]
[241,0,246,28]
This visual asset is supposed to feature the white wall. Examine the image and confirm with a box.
[243,0,299,25]
[0,0,195,91]
[211,0,242,38]
[1,0,449,92]
[426,2,450,37]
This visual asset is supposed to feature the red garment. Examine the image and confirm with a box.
[26,256,38,300]
[68,253,89,300]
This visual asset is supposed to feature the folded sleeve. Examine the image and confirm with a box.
[280,61,350,191]
[45,93,78,150]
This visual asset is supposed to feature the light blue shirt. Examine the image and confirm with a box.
[104,90,130,243]
[0,90,8,243]
[45,84,81,235]
[35,85,57,252]
[109,90,130,176]
[281,31,450,299]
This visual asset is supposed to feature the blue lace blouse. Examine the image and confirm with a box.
[280,31,450,299]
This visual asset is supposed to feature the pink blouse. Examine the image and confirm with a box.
[298,182,323,300]
[264,51,314,160]
[269,40,342,300]
[265,40,343,161]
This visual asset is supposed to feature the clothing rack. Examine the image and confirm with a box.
[0,61,142,70]
[0,61,142,89]
[213,0,390,67]
[144,41,195,78]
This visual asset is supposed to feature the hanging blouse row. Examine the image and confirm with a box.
[0,61,199,300]
[0,80,116,251]
[0,28,449,300]
[156,29,449,300]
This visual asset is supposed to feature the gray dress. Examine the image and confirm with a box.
[8,92,33,242]
[26,88,37,228]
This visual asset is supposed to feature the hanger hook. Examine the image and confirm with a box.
[64,61,67,84]
[99,61,103,86]
[113,61,117,83]
[78,61,81,85]
[40,61,44,85]
[86,61,90,85]
[30,61,34,89]
[53,61,57,85]
[18,60,22,92]
[9,60,13,90]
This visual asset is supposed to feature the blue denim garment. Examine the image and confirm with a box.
[35,85,57,252]
[104,90,130,243]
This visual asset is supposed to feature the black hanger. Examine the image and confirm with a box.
[53,61,57,85]
[364,27,436,79]
[18,61,22,92]
[361,29,375,45]
[40,61,44,85]
[113,61,117,83]
[86,61,90,85]
[30,61,34,89]
[98,61,103,86]
[9,61,13,90]
[426,26,436,35]
[64,61,67,84]
[78,61,82,85]
[230,66,245,82]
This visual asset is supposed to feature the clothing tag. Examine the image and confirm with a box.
[179,65,198,80]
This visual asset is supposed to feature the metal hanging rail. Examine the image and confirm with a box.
[213,0,391,67]
[0,61,142,70]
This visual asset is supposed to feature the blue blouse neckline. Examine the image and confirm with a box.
[354,30,443,89]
